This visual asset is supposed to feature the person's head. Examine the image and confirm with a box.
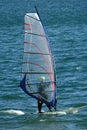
[40,76,45,82]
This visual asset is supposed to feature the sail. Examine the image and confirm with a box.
[20,13,56,107]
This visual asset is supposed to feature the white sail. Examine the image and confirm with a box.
[20,12,56,106]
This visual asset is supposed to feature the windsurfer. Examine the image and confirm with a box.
[37,76,52,113]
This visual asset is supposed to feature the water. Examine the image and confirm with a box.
[0,0,87,129]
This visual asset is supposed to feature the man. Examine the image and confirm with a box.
[37,76,52,113]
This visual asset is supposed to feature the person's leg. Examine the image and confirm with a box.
[38,100,43,113]
[54,99,57,111]
[47,104,52,112]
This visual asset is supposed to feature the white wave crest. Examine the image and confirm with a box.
[1,109,25,115]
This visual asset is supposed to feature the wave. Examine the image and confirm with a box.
[1,109,25,115]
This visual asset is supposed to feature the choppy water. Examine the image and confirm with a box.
[0,0,87,130]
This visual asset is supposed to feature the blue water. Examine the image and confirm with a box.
[0,0,87,130]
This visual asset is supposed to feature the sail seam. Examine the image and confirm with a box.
[25,31,46,37]
[27,90,54,94]
[24,51,51,55]
[26,14,40,21]
[21,72,53,74]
